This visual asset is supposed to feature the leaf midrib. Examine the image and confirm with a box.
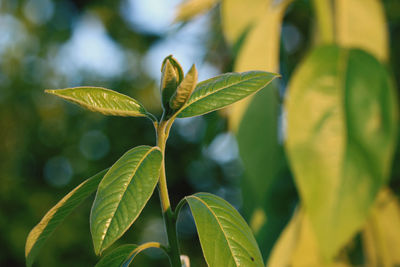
[189,195,239,267]
[48,87,145,116]
[98,147,157,251]
[182,72,265,110]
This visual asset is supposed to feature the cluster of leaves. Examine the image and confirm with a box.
[26,55,280,266]
[176,0,400,266]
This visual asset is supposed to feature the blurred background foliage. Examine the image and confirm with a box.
[0,0,399,266]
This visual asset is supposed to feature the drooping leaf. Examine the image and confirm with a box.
[90,146,162,255]
[238,81,296,258]
[285,45,398,260]
[266,209,302,267]
[186,192,264,267]
[96,244,137,267]
[267,209,351,267]
[174,0,218,22]
[45,87,148,117]
[336,0,388,62]
[221,0,293,130]
[25,169,108,267]
[170,64,198,110]
[221,0,267,45]
[177,71,280,118]
[362,188,400,266]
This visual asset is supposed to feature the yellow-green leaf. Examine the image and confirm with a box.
[174,0,218,22]
[25,169,108,267]
[224,0,293,131]
[362,188,400,267]
[336,0,388,62]
[45,87,148,117]
[285,45,398,260]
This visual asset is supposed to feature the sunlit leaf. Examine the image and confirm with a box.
[177,71,280,118]
[25,169,108,267]
[267,209,351,267]
[224,0,293,130]
[221,0,266,45]
[174,0,218,22]
[362,188,400,266]
[186,193,264,267]
[336,0,388,62]
[285,45,398,260]
[45,87,148,117]
[90,146,162,255]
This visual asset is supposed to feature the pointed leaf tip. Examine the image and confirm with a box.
[90,146,162,255]
[177,71,280,118]
[170,64,198,110]
[187,193,264,267]
[44,86,148,117]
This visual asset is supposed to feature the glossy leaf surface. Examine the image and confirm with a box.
[161,58,180,110]
[177,71,279,118]
[45,87,148,117]
[96,244,137,267]
[285,45,398,260]
[25,169,108,267]
[90,146,162,255]
[186,193,264,267]
[170,64,198,110]
[336,0,388,62]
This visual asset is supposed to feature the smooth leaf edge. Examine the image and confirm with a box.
[25,169,108,267]
[45,86,149,118]
[180,192,264,267]
[91,146,162,255]
[176,71,281,118]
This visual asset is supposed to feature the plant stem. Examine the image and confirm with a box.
[156,120,181,267]
[312,0,334,44]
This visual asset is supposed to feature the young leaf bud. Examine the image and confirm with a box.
[160,59,179,110]
[169,64,198,110]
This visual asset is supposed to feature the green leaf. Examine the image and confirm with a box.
[45,87,148,117]
[160,58,180,110]
[170,64,198,110]
[336,0,388,62]
[90,146,162,255]
[96,244,137,267]
[285,45,398,260]
[174,0,218,22]
[237,81,296,258]
[25,169,108,267]
[186,192,264,267]
[177,71,280,118]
